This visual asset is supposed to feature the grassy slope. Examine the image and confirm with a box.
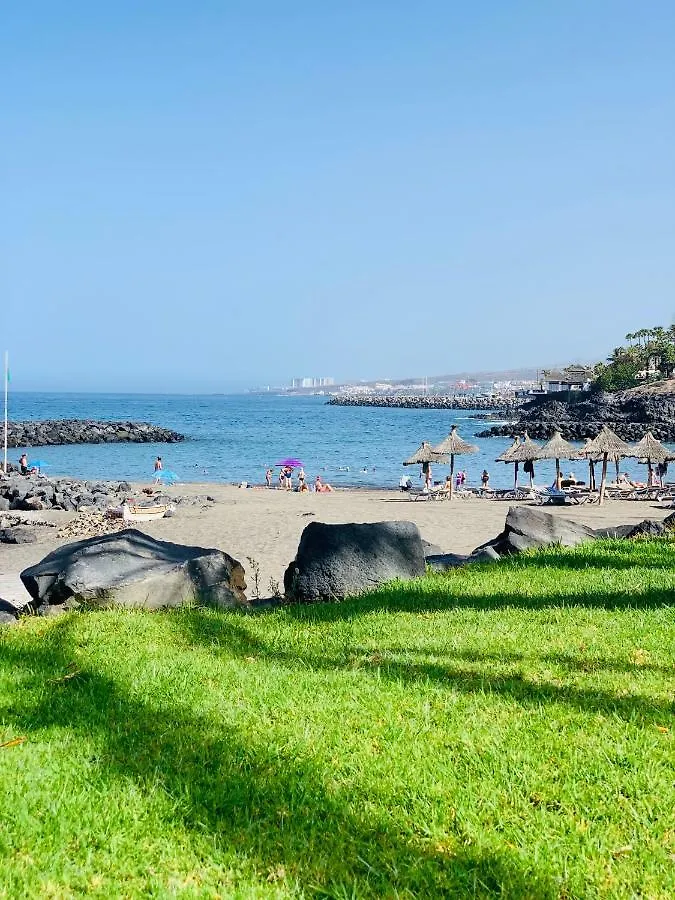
[0,540,674,899]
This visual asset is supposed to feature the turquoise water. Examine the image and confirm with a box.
[6,392,654,489]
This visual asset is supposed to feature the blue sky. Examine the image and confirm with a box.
[3,1,674,391]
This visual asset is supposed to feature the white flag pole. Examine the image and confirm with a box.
[3,351,8,474]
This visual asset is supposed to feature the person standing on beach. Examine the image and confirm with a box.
[481,469,490,489]
[284,466,293,490]
[297,467,306,490]
[265,468,273,487]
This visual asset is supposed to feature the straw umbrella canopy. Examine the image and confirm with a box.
[403,441,448,487]
[633,431,670,485]
[535,430,577,490]
[579,426,633,504]
[575,437,599,491]
[496,434,541,490]
[432,425,478,500]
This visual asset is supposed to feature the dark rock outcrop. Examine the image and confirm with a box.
[21,529,247,611]
[284,520,426,602]
[5,420,184,448]
[472,506,597,558]
[476,385,675,441]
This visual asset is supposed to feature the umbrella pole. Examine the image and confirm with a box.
[450,454,454,500]
[529,463,534,488]
[599,453,608,504]
[589,459,595,491]
[647,458,653,486]
[556,458,561,490]
[514,461,519,490]
[615,458,620,483]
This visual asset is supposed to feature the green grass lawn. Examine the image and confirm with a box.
[1,539,674,899]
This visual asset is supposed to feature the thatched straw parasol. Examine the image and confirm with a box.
[579,426,633,504]
[535,430,577,490]
[575,437,599,491]
[403,441,448,488]
[432,426,478,500]
[633,431,670,485]
[497,433,541,489]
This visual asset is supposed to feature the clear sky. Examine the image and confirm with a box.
[3,1,674,392]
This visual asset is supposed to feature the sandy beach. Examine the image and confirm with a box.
[1,484,671,607]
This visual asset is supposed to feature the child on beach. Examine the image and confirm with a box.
[265,468,273,487]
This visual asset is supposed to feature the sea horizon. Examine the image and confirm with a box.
[3,391,657,490]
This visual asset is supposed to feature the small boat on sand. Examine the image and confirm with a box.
[107,502,174,522]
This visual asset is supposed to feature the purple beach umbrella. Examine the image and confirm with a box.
[275,458,304,468]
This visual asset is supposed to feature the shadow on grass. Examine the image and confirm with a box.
[177,614,673,725]
[1,619,556,899]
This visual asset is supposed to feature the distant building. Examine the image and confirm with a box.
[291,376,335,389]
[541,365,593,393]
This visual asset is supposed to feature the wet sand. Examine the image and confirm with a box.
[0,484,670,606]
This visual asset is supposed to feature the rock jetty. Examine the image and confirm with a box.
[476,381,675,442]
[327,395,522,413]
[5,420,184,448]
[0,472,216,514]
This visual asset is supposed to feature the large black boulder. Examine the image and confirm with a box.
[20,529,247,610]
[473,506,597,558]
[284,520,426,602]
[0,599,20,626]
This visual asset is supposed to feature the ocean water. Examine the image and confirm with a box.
[6,392,654,489]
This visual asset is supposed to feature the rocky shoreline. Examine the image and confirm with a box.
[0,472,214,515]
[327,394,522,413]
[5,420,185,448]
[475,384,675,442]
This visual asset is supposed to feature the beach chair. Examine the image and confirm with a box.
[533,487,568,506]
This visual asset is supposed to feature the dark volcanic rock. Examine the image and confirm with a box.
[425,552,470,571]
[284,520,426,602]
[0,527,38,544]
[626,520,667,539]
[0,599,21,626]
[21,529,248,610]
[473,506,597,557]
[475,384,675,441]
[4,419,184,448]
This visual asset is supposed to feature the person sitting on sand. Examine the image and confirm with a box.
[315,475,333,493]
[298,480,309,493]
[399,475,413,492]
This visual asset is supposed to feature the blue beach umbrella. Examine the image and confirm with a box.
[151,470,179,483]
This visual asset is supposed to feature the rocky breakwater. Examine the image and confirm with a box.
[0,472,217,514]
[6,419,184,448]
[475,380,675,442]
[327,394,522,414]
